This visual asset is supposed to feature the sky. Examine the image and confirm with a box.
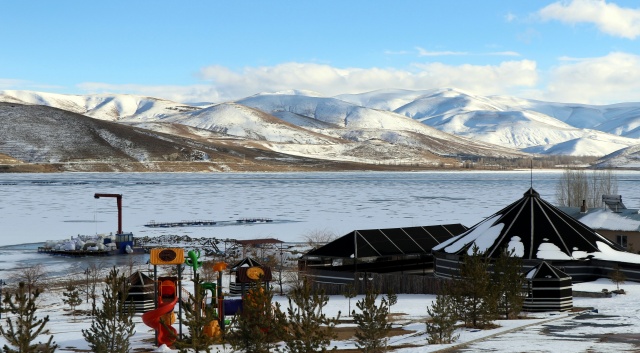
[1,0,640,105]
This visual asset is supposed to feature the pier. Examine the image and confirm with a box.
[144,220,217,228]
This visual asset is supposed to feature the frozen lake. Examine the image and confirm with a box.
[3,170,640,246]
[1,170,640,276]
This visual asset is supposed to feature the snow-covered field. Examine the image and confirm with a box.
[2,274,637,353]
[2,171,640,352]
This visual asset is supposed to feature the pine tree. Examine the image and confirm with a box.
[342,284,357,317]
[493,248,526,319]
[352,289,392,353]
[385,289,397,315]
[426,283,459,344]
[81,267,135,353]
[226,280,287,353]
[0,282,58,353]
[279,278,340,353]
[173,272,221,353]
[453,245,497,329]
[62,284,83,322]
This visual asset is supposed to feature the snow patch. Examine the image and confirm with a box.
[507,236,524,257]
[536,242,572,260]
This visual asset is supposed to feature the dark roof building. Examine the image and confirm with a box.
[301,224,467,275]
[434,188,623,260]
[433,188,640,282]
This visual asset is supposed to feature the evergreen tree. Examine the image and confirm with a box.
[174,272,222,353]
[0,282,58,353]
[492,248,526,319]
[342,284,357,317]
[279,278,340,353]
[226,280,287,353]
[352,289,391,353]
[385,289,397,315]
[453,245,497,329]
[425,282,459,344]
[81,267,135,353]
[62,284,83,322]
[609,264,626,291]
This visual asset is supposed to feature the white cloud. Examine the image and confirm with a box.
[0,79,27,89]
[76,82,220,103]
[416,47,468,56]
[539,0,640,39]
[65,53,639,106]
[544,52,640,104]
[488,51,521,57]
[416,47,520,58]
[384,50,411,55]
[0,79,63,91]
[196,61,539,102]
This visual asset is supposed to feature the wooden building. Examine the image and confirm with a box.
[432,188,640,283]
[560,195,640,252]
[125,271,155,313]
[300,224,468,277]
[523,261,573,312]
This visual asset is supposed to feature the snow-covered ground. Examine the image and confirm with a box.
[1,273,636,353]
[2,171,640,352]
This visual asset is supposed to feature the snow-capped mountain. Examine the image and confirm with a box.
[594,144,640,169]
[337,88,640,157]
[2,88,640,164]
[161,102,341,144]
[0,90,200,121]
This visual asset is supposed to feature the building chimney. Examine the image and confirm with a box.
[580,200,588,213]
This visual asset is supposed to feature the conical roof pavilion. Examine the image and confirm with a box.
[433,188,624,260]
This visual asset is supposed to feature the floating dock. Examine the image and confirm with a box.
[236,218,273,223]
[144,220,217,228]
[37,247,118,257]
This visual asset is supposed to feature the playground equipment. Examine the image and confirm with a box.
[144,248,185,347]
[184,250,224,339]
[142,277,179,346]
[142,249,276,347]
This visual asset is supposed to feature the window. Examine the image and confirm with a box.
[616,235,628,248]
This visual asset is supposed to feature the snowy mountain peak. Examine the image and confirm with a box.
[2,88,640,162]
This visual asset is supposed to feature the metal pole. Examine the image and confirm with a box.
[279,243,284,295]
[85,268,89,303]
[178,265,183,339]
[153,265,158,346]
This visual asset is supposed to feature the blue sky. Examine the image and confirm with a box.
[1,0,639,104]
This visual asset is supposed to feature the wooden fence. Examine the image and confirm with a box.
[304,269,448,295]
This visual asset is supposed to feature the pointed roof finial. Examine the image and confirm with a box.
[530,159,533,188]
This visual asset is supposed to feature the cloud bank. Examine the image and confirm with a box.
[70,53,640,105]
[544,52,640,104]
[539,0,640,39]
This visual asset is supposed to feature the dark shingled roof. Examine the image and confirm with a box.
[433,188,623,259]
[304,224,468,259]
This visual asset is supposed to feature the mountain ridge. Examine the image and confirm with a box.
[1,88,639,171]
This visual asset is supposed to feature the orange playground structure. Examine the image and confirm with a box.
[141,277,178,346]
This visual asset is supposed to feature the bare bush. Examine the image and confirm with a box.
[9,264,48,293]
[303,228,338,249]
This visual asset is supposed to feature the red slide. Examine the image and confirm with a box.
[142,296,178,346]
